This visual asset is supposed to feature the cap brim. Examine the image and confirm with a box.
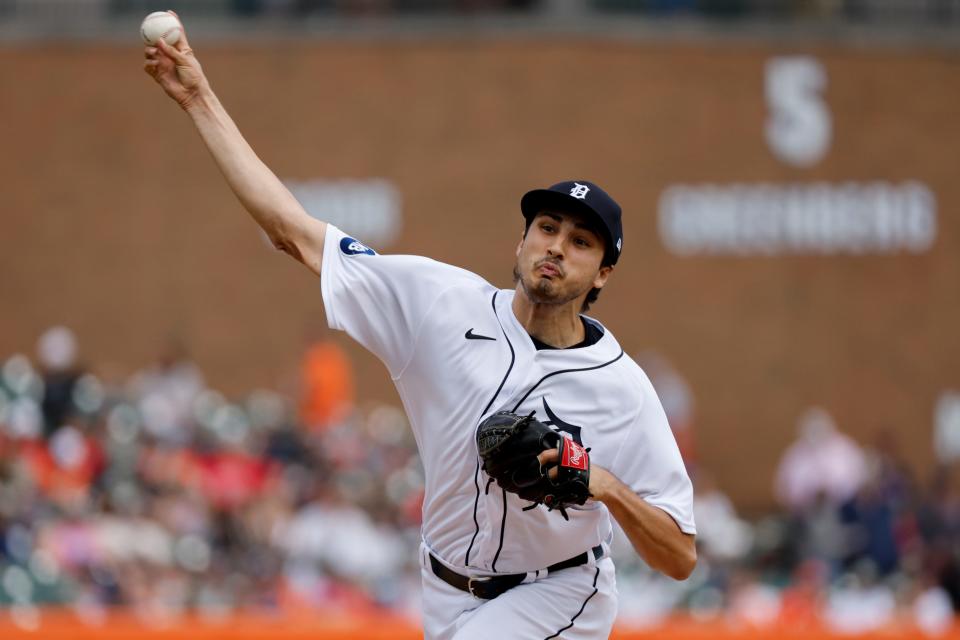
[520,189,616,263]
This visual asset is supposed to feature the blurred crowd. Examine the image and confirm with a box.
[0,326,424,626]
[590,0,960,21]
[674,410,960,635]
[625,354,960,634]
[0,327,958,634]
[144,0,960,20]
[4,0,958,22]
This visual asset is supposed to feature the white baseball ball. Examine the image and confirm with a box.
[140,11,182,46]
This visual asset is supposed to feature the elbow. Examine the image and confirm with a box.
[271,234,304,262]
[665,545,697,581]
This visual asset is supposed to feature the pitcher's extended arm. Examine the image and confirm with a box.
[144,18,326,274]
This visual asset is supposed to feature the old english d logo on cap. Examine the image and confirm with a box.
[569,183,590,200]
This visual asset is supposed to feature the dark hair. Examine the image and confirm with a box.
[582,286,602,313]
[583,253,614,312]
[518,221,611,313]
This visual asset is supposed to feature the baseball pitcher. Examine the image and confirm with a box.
[144,19,696,639]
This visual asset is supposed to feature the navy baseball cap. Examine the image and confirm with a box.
[520,180,623,265]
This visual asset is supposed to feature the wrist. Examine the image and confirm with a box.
[588,466,617,503]
[183,83,215,115]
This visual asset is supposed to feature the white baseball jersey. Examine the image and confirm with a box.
[321,225,696,577]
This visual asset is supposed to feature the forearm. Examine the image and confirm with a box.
[592,468,696,580]
[185,87,325,272]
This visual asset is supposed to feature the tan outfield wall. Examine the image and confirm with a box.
[1,39,957,511]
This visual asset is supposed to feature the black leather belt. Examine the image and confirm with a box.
[429,545,603,600]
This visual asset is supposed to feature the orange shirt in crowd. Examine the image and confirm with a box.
[299,341,354,432]
[20,436,104,501]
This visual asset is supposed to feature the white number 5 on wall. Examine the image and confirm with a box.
[765,56,832,168]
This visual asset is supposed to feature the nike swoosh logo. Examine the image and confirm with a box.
[464,328,496,341]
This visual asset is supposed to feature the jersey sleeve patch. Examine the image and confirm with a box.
[339,236,377,256]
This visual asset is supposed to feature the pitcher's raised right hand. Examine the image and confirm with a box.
[143,12,207,111]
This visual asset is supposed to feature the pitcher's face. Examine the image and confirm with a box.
[515,211,610,307]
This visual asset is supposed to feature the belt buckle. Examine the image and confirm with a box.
[467,576,491,598]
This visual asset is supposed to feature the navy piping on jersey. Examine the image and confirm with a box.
[465,291,516,568]
[486,348,625,573]
[491,488,509,571]
[467,459,482,565]
[509,349,625,414]
[543,566,601,639]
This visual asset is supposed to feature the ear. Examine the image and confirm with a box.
[516,236,524,258]
[593,265,613,290]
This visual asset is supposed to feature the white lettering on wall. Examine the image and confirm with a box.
[658,181,937,255]
[284,178,402,247]
[935,391,960,464]
[765,56,832,168]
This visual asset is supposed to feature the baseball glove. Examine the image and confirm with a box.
[476,411,591,520]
